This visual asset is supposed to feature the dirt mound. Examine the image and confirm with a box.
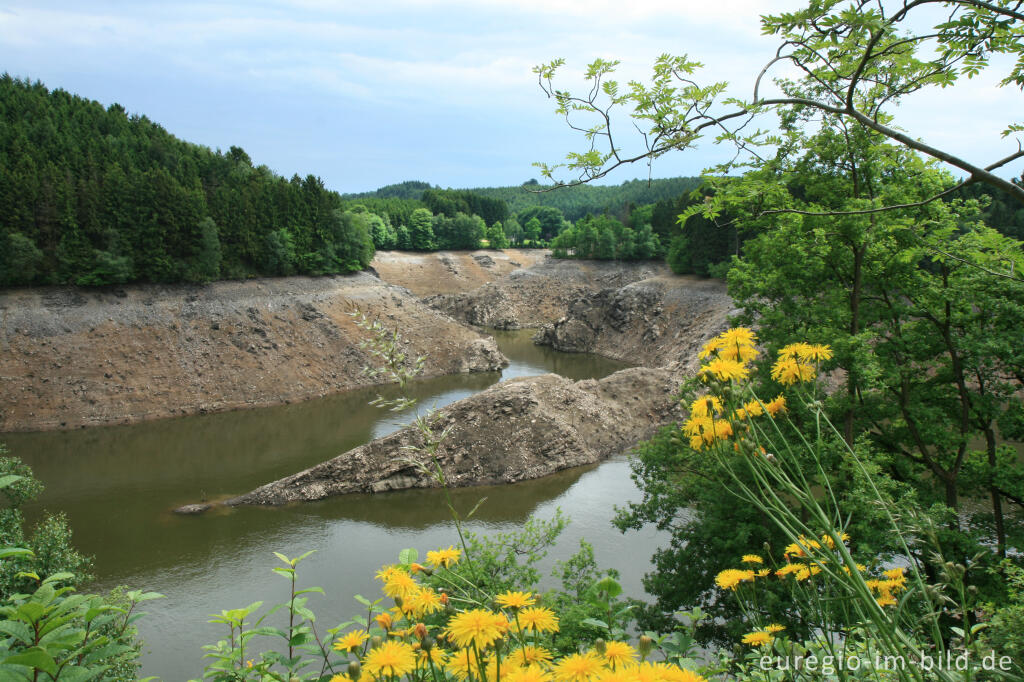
[425,259,668,329]
[222,366,680,506]
[0,274,505,431]
[369,249,548,296]
[533,275,737,368]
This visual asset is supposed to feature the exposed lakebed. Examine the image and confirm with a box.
[5,329,670,680]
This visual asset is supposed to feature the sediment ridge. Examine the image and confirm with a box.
[220,366,680,507]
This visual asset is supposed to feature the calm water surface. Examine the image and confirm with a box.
[4,330,670,680]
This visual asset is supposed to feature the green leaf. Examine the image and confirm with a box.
[2,648,58,675]
[398,548,419,566]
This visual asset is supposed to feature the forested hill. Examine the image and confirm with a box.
[0,76,374,287]
[345,177,703,222]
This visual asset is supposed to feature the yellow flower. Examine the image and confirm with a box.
[765,624,786,633]
[801,344,833,362]
[765,394,787,416]
[405,586,444,618]
[741,631,773,647]
[719,327,757,347]
[771,357,815,385]
[876,592,897,607]
[506,666,554,682]
[700,358,750,382]
[507,645,553,668]
[333,628,369,652]
[883,567,907,590]
[741,554,764,564]
[688,395,723,418]
[444,609,507,649]
[382,569,418,599]
[517,606,559,633]
[698,337,724,359]
[715,568,755,590]
[553,651,603,682]
[744,400,764,416]
[375,612,393,631]
[375,564,403,583]
[622,662,706,682]
[418,647,449,667]
[445,648,477,681]
[778,342,812,360]
[601,640,637,668]
[426,545,462,568]
[362,640,417,678]
[329,675,354,682]
[775,563,803,578]
[718,342,759,363]
[795,565,821,581]
[755,568,771,578]
[496,591,536,610]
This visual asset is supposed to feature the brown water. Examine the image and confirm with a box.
[3,330,669,679]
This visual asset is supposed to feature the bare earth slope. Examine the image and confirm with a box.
[0,272,505,431]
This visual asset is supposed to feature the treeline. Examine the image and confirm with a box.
[0,76,376,286]
[0,75,741,289]
[346,176,704,222]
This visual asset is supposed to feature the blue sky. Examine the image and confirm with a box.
[1,1,1018,194]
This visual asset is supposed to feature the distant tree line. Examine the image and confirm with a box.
[0,75,375,287]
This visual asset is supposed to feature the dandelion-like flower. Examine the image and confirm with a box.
[741,631,774,647]
[765,624,786,633]
[771,357,815,385]
[426,545,462,568]
[333,628,369,652]
[382,568,418,599]
[765,395,787,415]
[553,651,603,682]
[362,640,417,678]
[445,648,476,681]
[601,641,637,668]
[444,608,507,649]
[741,554,764,564]
[507,645,553,668]
[715,568,755,590]
[405,586,444,618]
[517,606,559,633]
[495,590,536,610]
[506,666,554,682]
[700,358,750,382]
[719,327,757,347]
[688,395,723,418]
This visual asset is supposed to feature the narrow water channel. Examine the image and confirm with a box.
[3,329,671,680]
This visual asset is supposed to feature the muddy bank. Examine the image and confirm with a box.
[220,366,679,506]
[424,259,667,329]
[533,275,736,369]
[0,273,505,432]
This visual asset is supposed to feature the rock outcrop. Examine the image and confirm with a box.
[533,276,737,369]
[223,366,680,506]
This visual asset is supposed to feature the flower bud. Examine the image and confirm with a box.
[414,623,428,641]
[348,660,361,680]
[394,595,404,608]
[638,635,654,660]
[594,638,607,655]
[370,635,383,650]
[422,635,435,652]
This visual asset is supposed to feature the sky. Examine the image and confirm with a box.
[0,1,1020,194]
